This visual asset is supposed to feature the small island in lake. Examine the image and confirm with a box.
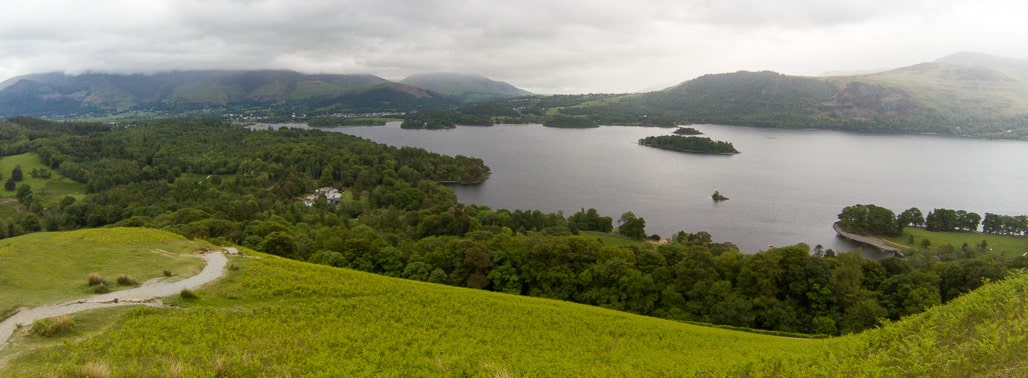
[711,191,728,201]
[638,135,739,154]
[673,126,703,135]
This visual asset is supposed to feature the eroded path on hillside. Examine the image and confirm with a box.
[0,250,229,351]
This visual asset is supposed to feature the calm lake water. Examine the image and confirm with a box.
[282,122,1028,254]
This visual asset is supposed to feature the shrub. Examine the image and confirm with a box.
[180,289,198,299]
[92,282,110,294]
[31,315,74,337]
[116,274,139,286]
[88,273,107,286]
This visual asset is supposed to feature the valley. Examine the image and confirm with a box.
[0,52,1026,376]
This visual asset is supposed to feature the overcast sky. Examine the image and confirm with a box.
[2,0,1027,93]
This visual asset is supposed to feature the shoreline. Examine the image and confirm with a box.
[833,223,905,257]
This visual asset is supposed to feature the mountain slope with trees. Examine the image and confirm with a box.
[6,53,1028,140]
[405,52,1028,139]
[630,53,1028,138]
[399,72,532,102]
[0,71,531,118]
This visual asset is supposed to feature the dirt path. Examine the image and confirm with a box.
[0,251,228,352]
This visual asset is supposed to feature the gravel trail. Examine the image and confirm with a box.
[0,251,227,351]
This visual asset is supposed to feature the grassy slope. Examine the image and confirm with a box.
[885,227,1028,258]
[1,240,820,376]
[0,153,87,205]
[758,271,1028,376]
[2,228,1026,376]
[862,63,1028,119]
[0,228,209,312]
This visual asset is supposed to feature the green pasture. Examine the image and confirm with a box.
[0,228,210,313]
[887,227,1028,258]
[1,244,821,376]
[0,153,87,205]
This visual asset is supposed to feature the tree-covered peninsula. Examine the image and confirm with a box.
[638,135,739,154]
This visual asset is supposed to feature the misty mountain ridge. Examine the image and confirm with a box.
[2,52,1027,140]
[627,51,1028,138]
[0,70,533,117]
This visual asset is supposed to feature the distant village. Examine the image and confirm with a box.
[302,187,342,206]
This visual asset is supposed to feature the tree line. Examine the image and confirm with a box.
[839,204,1026,236]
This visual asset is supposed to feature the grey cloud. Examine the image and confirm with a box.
[0,0,1025,93]
[677,0,940,28]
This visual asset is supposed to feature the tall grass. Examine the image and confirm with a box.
[0,252,823,376]
[2,242,1024,376]
[29,316,74,337]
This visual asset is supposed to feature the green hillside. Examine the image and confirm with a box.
[0,228,209,315]
[0,71,462,118]
[885,227,1028,258]
[1,228,1025,376]
[0,70,537,118]
[634,62,1028,138]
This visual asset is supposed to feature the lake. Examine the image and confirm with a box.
[278,122,1028,254]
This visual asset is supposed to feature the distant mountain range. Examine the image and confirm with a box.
[0,71,532,118]
[625,52,1028,138]
[2,53,1027,139]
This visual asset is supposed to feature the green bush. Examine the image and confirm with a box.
[30,315,74,337]
[92,282,110,294]
[87,273,107,286]
[116,274,139,286]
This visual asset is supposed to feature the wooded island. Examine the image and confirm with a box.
[639,135,739,154]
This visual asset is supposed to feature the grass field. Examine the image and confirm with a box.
[578,231,653,248]
[1,228,1026,376]
[0,153,87,206]
[0,228,211,314]
[886,227,1028,258]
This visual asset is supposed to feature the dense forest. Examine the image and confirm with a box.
[0,117,1024,336]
